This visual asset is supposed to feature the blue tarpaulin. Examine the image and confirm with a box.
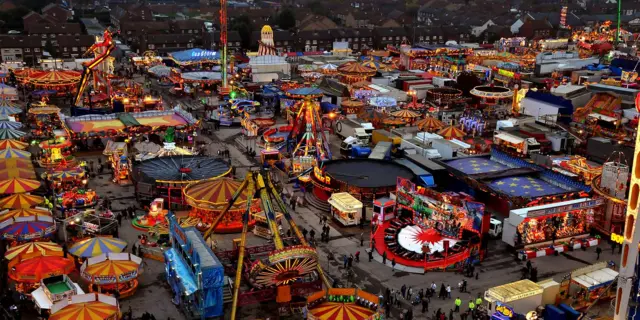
[164,248,198,296]
[169,49,219,63]
[320,102,338,112]
[287,87,323,96]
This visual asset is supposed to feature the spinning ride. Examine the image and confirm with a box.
[74,29,116,108]
[470,86,513,105]
[80,252,142,298]
[201,170,331,320]
[183,178,260,233]
[306,288,381,320]
[49,293,120,320]
[289,96,333,174]
[39,137,74,167]
[9,255,75,293]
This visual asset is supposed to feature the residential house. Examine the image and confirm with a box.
[56,35,95,58]
[120,21,170,46]
[526,12,585,29]
[471,19,495,37]
[41,3,72,22]
[0,35,43,66]
[330,28,373,51]
[111,3,154,29]
[138,34,198,54]
[203,31,243,53]
[171,20,205,35]
[298,15,338,31]
[511,18,525,34]
[518,19,554,39]
[297,30,333,51]
[22,12,55,27]
[417,0,448,25]
[481,25,512,43]
[343,12,378,29]
[25,23,83,47]
[373,27,407,49]
[412,27,444,45]
[442,26,471,44]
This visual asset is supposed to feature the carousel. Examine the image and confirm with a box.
[470,85,513,106]
[306,288,381,320]
[183,178,260,233]
[48,165,97,211]
[39,137,75,167]
[80,252,143,299]
[338,62,376,84]
[69,236,127,258]
[49,293,120,320]
[27,105,65,140]
[17,69,81,95]
[415,116,445,132]
[9,255,75,293]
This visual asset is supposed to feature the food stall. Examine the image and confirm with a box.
[564,261,618,310]
[373,197,396,223]
[328,192,363,226]
[32,275,85,313]
[501,198,603,248]
[103,141,131,185]
[484,279,543,315]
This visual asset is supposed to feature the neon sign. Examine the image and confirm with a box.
[314,166,331,184]
[611,233,624,244]
[496,303,514,318]
[498,69,515,78]
[191,50,218,57]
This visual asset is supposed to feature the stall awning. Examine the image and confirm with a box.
[495,133,524,145]
[588,113,617,122]
[328,192,363,212]
[571,262,618,290]
[164,248,198,296]
[485,279,543,303]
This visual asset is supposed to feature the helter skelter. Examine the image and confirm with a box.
[202,169,331,319]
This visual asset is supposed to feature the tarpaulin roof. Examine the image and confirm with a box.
[169,48,219,63]
[117,113,141,127]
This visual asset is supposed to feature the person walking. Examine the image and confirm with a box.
[401,285,407,299]
[449,309,454,320]
[360,233,364,247]
[596,247,602,260]
[309,229,315,242]
[347,254,353,268]
[439,284,446,300]
[368,249,373,262]
[382,251,387,265]
[407,287,413,301]
[446,285,452,299]
[343,255,348,269]
[475,294,483,309]
[302,228,308,241]
[462,279,467,293]
[468,300,475,312]
[391,258,396,272]
[454,297,461,312]
[422,297,429,313]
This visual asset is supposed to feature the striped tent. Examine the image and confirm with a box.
[184,178,253,210]
[438,125,466,140]
[319,63,338,75]
[415,117,444,132]
[0,178,41,193]
[0,168,36,180]
[0,208,51,221]
[0,193,44,209]
[390,110,420,119]
[0,121,22,130]
[0,139,29,150]
[0,129,25,140]
[69,237,127,258]
[5,241,62,261]
[0,147,30,159]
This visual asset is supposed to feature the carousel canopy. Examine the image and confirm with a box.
[184,178,253,210]
[416,116,445,131]
[438,125,466,140]
[390,109,420,118]
[361,60,380,70]
[0,193,44,209]
[0,177,41,193]
[338,62,376,76]
[181,71,222,82]
[319,63,338,74]
[49,294,120,320]
[0,84,17,100]
[0,208,51,221]
[341,100,365,108]
[0,147,30,159]
[0,158,33,170]
[69,237,127,258]
[81,253,142,285]
[148,65,172,77]
[286,87,324,98]
[23,69,81,86]
[0,128,26,140]
[5,241,62,261]
[0,104,21,117]
[48,167,85,181]
[0,167,36,180]
[28,106,60,115]
[298,64,317,72]
[0,120,22,130]
[0,139,28,150]
[0,99,20,108]
[357,109,386,122]
[133,155,231,184]
[378,63,397,72]
[9,255,74,283]
[0,216,55,240]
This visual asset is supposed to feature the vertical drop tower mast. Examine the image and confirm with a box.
[219,0,231,95]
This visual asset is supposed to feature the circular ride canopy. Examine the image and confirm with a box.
[184,177,255,211]
[22,69,81,86]
[181,71,222,83]
[470,85,513,99]
[134,155,231,185]
[322,159,415,188]
[69,236,127,258]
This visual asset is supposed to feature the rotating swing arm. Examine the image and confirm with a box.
[203,174,251,241]
[230,174,256,320]
[264,174,332,289]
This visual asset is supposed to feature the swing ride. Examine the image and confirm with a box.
[201,169,331,320]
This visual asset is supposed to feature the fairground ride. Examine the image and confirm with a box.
[202,170,331,320]
[289,96,332,173]
[73,29,116,107]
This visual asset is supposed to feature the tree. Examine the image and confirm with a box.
[230,15,254,50]
[44,40,58,58]
[456,72,482,96]
[308,1,328,16]
[276,8,296,30]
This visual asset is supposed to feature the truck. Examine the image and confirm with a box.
[350,145,372,158]
[432,77,456,88]
[488,218,503,238]
[369,141,392,160]
[372,129,402,145]
[340,134,370,157]
[335,118,373,140]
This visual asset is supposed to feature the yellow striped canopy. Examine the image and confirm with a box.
[0,147,30,159]
[0,158,33,170]
[390,110,420,118]
[0,178,41,193]
[49,299,119,320]
[82,255,141,284]
[69,237,127,258]
[415,116,444,132]
[0,193,44,209]
[438,125,466,140]
[184,178,252,209]
[0,168,36,180]
[0,139,28,150]
[0,208,51,221]
[5,241,62,261]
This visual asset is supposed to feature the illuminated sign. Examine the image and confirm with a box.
[496,303,514,318]
[314,166,331,184]
[611,233,624,244]
[191,50,218,57]
[527,199,603,218]
[498,69,515,78]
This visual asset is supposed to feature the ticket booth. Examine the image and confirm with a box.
[373,197,396,223]
[328,192,363,226]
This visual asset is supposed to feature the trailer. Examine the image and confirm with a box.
[369,141,392,160]
[335,118,373,140]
